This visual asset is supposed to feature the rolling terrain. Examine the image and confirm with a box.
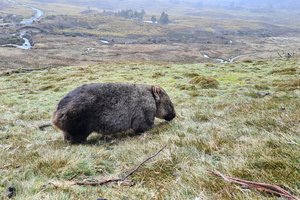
[0,0,300,199]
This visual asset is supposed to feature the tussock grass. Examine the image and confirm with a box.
[189,75,219,89]
[0,59,299,199]
[271,67,298,75]
[274,79,300,91]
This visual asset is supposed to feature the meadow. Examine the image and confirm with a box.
[0,58,299,199]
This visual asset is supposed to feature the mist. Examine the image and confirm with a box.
[34,0,300,11]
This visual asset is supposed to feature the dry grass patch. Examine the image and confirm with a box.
[274,79,300,91]
[271,67,298,75]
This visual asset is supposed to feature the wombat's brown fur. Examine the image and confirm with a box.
[53,83,176,144]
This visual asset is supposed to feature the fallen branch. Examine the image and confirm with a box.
[122,144,167,180]
[49,145,167,187]
[38,123,53,131]
[208,170,300,200]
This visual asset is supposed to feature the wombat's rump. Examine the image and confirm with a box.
[53,83,176,144]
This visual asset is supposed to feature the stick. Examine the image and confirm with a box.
[122,144,167,180]
[49,145,167,187]
[38,123,52,131]
[208,170,300,200]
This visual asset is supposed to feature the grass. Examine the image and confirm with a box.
[189,75,219,89]
[0,58,299,199]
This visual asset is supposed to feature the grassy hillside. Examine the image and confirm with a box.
[0,59,299,199]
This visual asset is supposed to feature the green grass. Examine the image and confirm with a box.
[0,59,299,199]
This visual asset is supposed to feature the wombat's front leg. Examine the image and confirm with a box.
[131,115,154,134]
[63,132,71,141]
[133,122,153,134]
[63,131,89,144]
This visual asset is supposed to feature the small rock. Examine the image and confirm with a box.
[6,186,16,198]
[255,92,271,98]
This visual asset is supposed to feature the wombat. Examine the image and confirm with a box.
[52,83,176,144]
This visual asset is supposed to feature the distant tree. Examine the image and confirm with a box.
[134,10,138,18]
[115,9,145,20]
[151,15,157,23]
[141,9,146,18]
[159,12,169,25]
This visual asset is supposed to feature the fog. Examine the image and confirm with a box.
[36,0,300,11]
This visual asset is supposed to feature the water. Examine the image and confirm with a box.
[100,40,110,44]
[16,32,31,49]
[143,20,158,24]
[20,6,44,25]
[203,54,241,64]
[2,0,44,50]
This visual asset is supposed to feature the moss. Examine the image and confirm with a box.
[189,75,219,89]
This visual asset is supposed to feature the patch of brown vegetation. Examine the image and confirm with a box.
[189,75,219,89]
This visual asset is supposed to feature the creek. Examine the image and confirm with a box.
[3,0,44,49]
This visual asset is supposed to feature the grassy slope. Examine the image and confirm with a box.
[0,59,299,199]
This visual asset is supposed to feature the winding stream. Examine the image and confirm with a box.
[3,0,44,49]
[203,53,242,63]
[20,6,44,25]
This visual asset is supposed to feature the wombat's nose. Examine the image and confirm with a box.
[165,112,176,121]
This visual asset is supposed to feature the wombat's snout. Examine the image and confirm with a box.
[165,112,176,121]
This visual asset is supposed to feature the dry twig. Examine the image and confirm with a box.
[208,170,300,200]
[38,123,52,131]
[49,145,167,187]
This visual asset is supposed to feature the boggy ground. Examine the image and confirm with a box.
[0,59,299,199]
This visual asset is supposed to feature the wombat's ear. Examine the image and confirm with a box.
[151,85,161,102]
